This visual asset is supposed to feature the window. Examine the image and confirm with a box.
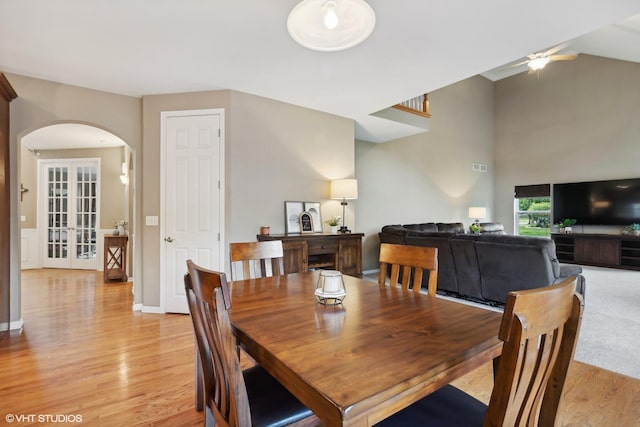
[514,184,551,237]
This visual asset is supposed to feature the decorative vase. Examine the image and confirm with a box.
[118,225,126,236]
[330,225,338,234]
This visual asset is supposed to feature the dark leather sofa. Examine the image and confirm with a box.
[379,223,585,306]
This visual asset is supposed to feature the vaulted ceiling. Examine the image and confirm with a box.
[2,1,640,143]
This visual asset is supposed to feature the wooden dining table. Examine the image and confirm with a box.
[228,272,503,427]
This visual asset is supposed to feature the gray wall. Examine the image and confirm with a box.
[140,90,354,307]
[7,73,142,322]
[494,54,640,234]
[356,75,495,271]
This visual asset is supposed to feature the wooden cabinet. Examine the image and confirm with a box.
[258,233,364,277]
[104,235,128,281]
[338,237,362,277]
[551,233,640,271]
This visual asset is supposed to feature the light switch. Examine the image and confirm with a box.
[146,216,159,226]
[20,215,26,222]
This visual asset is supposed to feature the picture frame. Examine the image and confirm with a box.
[304,201,323,233]
[284,201,304,234]
[299,211,314,233]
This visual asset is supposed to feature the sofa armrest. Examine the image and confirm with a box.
[553,266,586,302]
[559,263,583,277]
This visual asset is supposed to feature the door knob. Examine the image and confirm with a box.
[164,236,175,243]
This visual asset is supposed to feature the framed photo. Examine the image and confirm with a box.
[304,202,322,233]
[299,211,314,233]
[284,201,304,234]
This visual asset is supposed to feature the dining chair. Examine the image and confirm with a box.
[186,259,232,412]
[375,275,583,427]
[230,240,284,281]
[185,260,315,427]
[378,242,438,295]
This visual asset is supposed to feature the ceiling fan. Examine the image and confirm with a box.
[508,44,578,73]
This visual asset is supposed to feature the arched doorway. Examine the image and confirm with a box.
[19,122,135,278]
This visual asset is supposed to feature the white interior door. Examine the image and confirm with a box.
[162,110,224,313]
[41,159,100,270]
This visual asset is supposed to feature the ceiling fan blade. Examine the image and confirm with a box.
[497,59,530,70]
[543,43,569,56]
[549,54,578,61]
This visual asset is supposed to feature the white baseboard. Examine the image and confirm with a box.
[132,303,143,312]
[141,306,163,313]
[0,319,24,332]
[362,268,380,276]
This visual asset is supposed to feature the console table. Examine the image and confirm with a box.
[257,233,363,277]
[552,233,640,271]
[104,235,128,281]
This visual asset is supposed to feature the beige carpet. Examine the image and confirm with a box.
[573,266,640,379]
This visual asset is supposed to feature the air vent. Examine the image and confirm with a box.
[472,163,488,173]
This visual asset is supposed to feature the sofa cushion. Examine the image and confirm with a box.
[475,234,560,277]
[436,222,465,233]
[405,232,458,294]
[474,235,558,303]
[450,235,482,300]
[479,222,506,234]
[404,223,438,232]
[379,226,408,245]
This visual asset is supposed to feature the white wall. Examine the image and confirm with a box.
[494,54,640,234]
[356,76,495,271]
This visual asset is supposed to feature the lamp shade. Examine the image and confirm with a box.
[287,0,376,52]
[330,179,358,200]
[468,207,487,220]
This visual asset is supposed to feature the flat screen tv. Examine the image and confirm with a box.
[553,178,640,225]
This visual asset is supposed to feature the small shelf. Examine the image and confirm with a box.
[104,235,128,282]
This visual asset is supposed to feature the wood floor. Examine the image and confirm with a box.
[1,269,639,426]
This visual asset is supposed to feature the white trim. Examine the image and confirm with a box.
[37,158,101,270]
[132,303,143,312]
[159,109,225,313]
[20,228,39,269]
[141,305,163,314]
[0,319,24,332]
[362,268,380,276]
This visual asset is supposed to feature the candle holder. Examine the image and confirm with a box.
[315,270,346,305]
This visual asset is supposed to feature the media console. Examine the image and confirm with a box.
[551,233,640,271]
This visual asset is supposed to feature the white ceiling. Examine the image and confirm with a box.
[2,1,640,145]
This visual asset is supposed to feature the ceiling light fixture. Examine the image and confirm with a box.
[287,0,376,52]
[527,56,551,71]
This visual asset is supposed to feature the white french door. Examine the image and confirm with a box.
[40,159,100,270]
[161,109,224,313]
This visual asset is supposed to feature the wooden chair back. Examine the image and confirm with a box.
[378,243,438,295]
[485,276,583,426]
[185,261,251,427]
[230,241,284,281]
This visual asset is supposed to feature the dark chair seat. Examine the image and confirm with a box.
[244,366,313,427]
[376,385,486,427]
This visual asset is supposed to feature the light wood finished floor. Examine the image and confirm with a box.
[1,269,638,426]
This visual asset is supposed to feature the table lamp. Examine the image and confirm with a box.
[330,179,358,233]
[468,207,487,224]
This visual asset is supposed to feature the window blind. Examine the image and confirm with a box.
[514,184,550,198]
